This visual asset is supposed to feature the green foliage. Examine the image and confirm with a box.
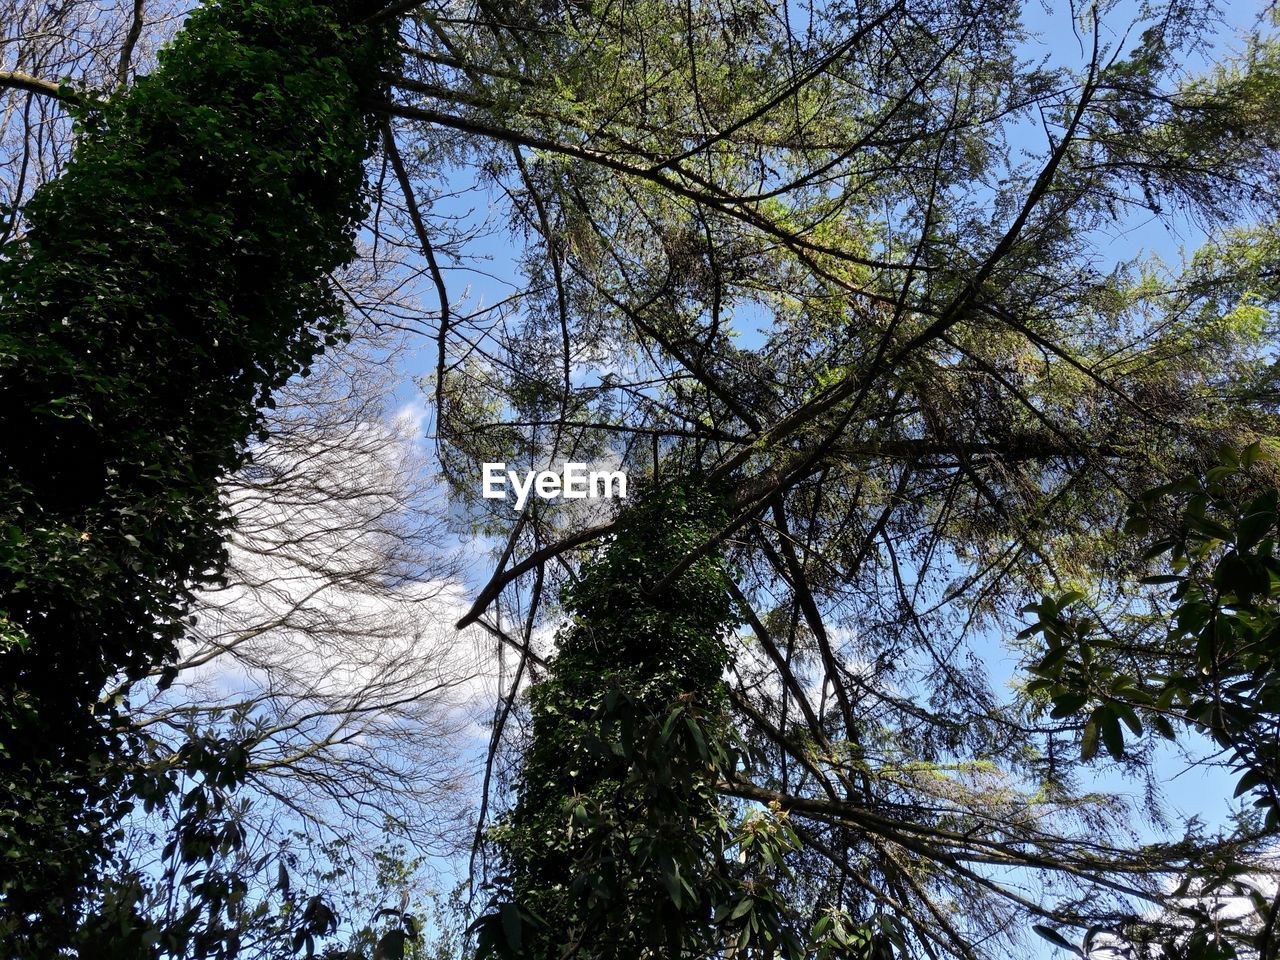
[73,731,352,960]
[1026,444,1280,809]
[0,0,395,950]
[1024,443,1280,954]
[474,485,806,959]
[83,778,468,960]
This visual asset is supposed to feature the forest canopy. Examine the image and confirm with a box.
[3,0,1280,957]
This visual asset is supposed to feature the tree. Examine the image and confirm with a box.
[7,11,489,954]
[472,485,808,959]
[0,0,397,949]
[92,310,484,958]
[360,1,1280,957]
[8,0,1280,955]
[128,304,479,858]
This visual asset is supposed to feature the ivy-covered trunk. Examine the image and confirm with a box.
[478,487,803,960]
[0,0,395,950]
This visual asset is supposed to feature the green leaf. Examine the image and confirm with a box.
[1233,767,1266,797]
[1115,702,1143,736]
[1050,693,1088,718]
[1081,717,1101,762]
[1152,714,1178,740]
[661,860,683,907]
[1238,510,1276,551]
[500,903,523,950]
[1101,712,1125,761]
[374,930,407,960]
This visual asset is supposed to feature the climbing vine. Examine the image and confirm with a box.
[475,485,806,959]
[0,0,395,950]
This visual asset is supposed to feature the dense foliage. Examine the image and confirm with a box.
[0,0,394,950]
[476,486,812,959]
[1027,446,1280,956]
[6,0,1280,956]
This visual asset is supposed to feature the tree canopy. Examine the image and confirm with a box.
[374,1,1280,956]
[4,0,1280,957]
